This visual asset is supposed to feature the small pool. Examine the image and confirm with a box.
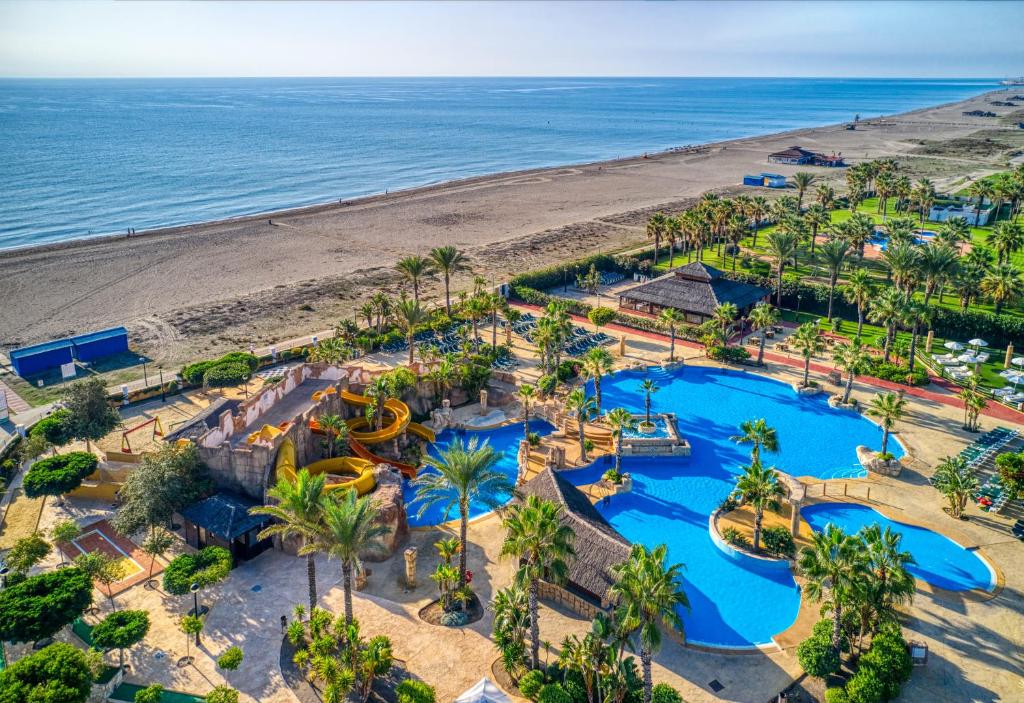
[868,229,935,251]
[622,417,671,439]
[801,503,995,592]
[404,420,556,527]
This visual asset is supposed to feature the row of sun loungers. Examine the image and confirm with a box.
[959,427,1018,467]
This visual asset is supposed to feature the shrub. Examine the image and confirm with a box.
[602,468,623,484]
[651,683,683,703]
[843,668,885,703]
[587,307,617,330]
[995,452,1024,499]
[527,432,541,447]
[396,680,437,703]
[0,642,93,703]
[538,684,573,703]
[583,439,594,453]
[537,374,557,396]
[440,610,468,627]
[562,678,587,703]
[206,686,240,703]
[518,669,546,700]
[0,568,93,643]
[556,360,579,382]
[181,359,217,385]
[797,626,841,680]
[23,451,98,498]
[162,546,232,595]
[864,359,928,387]
[718,495,739,513]
[134,684,164,703]
[182,352,257,385]
[203,361,252,388]
[459,362,491,396]
[217,645,244,671]
[761,525,796,557]
[722,526,749,548]
[857,622,911,700]
[823,687,850,703]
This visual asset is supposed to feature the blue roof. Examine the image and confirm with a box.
[10,338,74,360]
[759,173,786,178]
[71,327,128,345]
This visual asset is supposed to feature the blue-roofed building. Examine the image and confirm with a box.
[179,492,273,562]
[743,173,787,188]
[9,339,75,376]
[71,327,129,362]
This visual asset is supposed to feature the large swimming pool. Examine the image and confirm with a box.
[801,503,995,592]
[405,420,556,527]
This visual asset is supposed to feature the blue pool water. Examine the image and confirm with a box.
[622,417,671,439]
[801,503,995,592]
[405,420,555,527]
[869,229,935,251]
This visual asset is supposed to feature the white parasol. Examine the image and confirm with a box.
[967,338,988,349]
[944,341,964,352]
[1011,357,1024,368]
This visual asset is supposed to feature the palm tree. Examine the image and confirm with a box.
[748,302,779,365]
[792,172,817,211]
[791,322,824,387]
[395,255,435,304]
[414,437,512,585]
[804,203,830,256]
[748,195,769,247]
[726,213,748,270]
[712,302,738,337]
[313,490,390,624]
[639,379,659,426]
[842,212,875,258]
[867,288,905,362]
[818,238,849,321]
[833,337,871,404]
[429,245,469,314]
[987,222,1024,265]
[582,347,614,415]
[658,308,684,362]
[842,268,875,338]
[730,418,779,463]
[910,179,936,224]
[875,170,894,220]
[610,544,689,703]
[867,392,906,456]
[730,461,785,553]
[565,389,597,462]
[518,383,536,437]
[317,414,349,459]
[815,183,835,210]
[932,455,978,519]
[646,212,667,267]
[968,180,994,224]
[765,231,798,306]
[370,291,391,333]
[859,524,916,616]
[358,301,376,330]
[465,295,490,352]
[606,407,637,474]
[799,524,867,653]
[393,295,428,365]
[499,495,576,670]
[901,299,929,373]
[981,263,1024,315]
[665,215,682,269]
[918,243,959,306]
[251,469,329,614]
[937,217,971,252]
[882,242,921,296]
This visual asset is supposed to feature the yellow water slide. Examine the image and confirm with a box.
[275,437,376,496]
[341,391,411,443]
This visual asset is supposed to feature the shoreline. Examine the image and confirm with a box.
[0,86,1004,259]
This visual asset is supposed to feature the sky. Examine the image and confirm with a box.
[0,0,1020,79]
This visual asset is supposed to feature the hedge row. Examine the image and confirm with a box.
[181,352,258,386]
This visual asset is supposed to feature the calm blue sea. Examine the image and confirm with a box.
[0,77,995,250]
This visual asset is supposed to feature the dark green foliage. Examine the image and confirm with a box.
[30,409,73,447]
[797,624,841,680]
[555,360,579,382]
[863,359,929,387]
[91,610,150,652]
[518,669,546,700]
[63,378,121,444]
[205,686,240,703]
[812,617,850,653]
[133,685,164,703]
[857,623,912,701]
[538,683,573,703]
[182,352,258,385]
[843,668,885,703]
[23,451,97,498]
[162,545,232,595]
[0,568,93,643]
[217,645,244,671]
[203,361,252,388]
[4,533,52,574]
[459,362,491,396]
[722,526,750,548]
[112,442,210,536]
[761,525,796,557]
[0,642,93,703]
[396,679,437,703]
[706,345,751,363]
[537,374,557,396]
[995,452,1024,498]
[651,683,684,703]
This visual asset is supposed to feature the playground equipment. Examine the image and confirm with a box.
[339,389,434,478]
[247,423,286,445]
[120,416,165,453]
[275,438,376,496]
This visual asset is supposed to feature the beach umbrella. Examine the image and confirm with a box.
[958,352,983,365]
[944,341,964,352]
[1004,372,1024,391]
[1012,357,1024,369]
[968,338,988,349]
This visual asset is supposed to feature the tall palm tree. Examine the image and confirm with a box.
[803,203,830,256]
[815,183,835,210]
[986,222,1024,265]
[665,215,682,269]
[658,308,685,362]
[867,392,906,456]
[582,347,614,414]
[765,231,798,306]
[730,461,785,553]
[730,418,779,463]
[791,322,824,387]
[413,437,512,586]
[565,389,597,462]
[395,255,436,305]
[393,295,428,365]
[918,243,959,306]
[465,295,489,352]
[518,383,536,437]
[500,495,576,670]
[370,291,391,333]
[881,242,922,296]
[748,302,779,365]
[726,213,748,270]
[748,195,769,247]
[932,455,979,519]
[818,238,849,321]
[967,180,994,224]
[875,170,894,220]
[251,469,329,614]
[901,299,929,373]
[610,544,689,703]
[910,178,936,224]
[981,263,1024,315]
[937,217,971,252]
[639,379,659,426]
[317,414,349,459]
[859,524,916,616]
[842,269,875,338]
[833,337,871,404]
[867,288,906,362]
[429,245,470,314]
[792,172,817,211]
[606,407,637,474]
[712,302,738,336]
[799,524,867,653]
[314,490,391,624]
[842,212,875,258]
[646,212,668,267]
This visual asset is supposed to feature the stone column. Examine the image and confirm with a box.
[517,439,531,484]
[925,330,934,353]
[1006,343,1015,369]
[619,335,626,357]
[479,389,488,416]
[404,547,418,588]
[790,500,802,538]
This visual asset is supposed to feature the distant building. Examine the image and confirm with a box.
[929,204,994,227]
[767,145,845,167]
[743,173,787,188]
[7,326,129,377]
[618,262,769,325]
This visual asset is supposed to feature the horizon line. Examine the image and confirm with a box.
[0,74,1007,81]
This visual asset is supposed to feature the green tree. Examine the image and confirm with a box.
[133,685,164,703]
[712,302,738,336]
[587,306,616,333]
[986,221,1024,265]
[765,231,798,306]
[518,383,537,437]
[317,414,349,459]
[981,262,1024,315]
[804,203,830,256]
[395,255,436,305]
[0,568,93,643]
[605,407,637,475]
[646,212,668,266]
[799,525,867,654]
[217,645,245,671]
[730,418,779,463]
[91,609,150,669]
[747,302,779,366]
[429,245,469,314]
[0,642,94,703]
[932,455,978,519]
[658,308,685,362]
[610,544,689,703]
[396,679,437,703]
[867,392,906,457]
[112,442,209,538]
[413,436,512,587]
[858,525,916,630]
[23,451,97,501]
[833,337,871,405]
[564,388,597,463]
[62,378,121,451]
[393,294,430,365]
[818,238,850,321]
[180,614,204,656]
[74,551,126,611]
[793,172,817,211]
[5,533,52,575]
[30,409,73,449]
[581,347,614,415]
[313,490,391,624]
[796,625,841,680]
[730,461,785,553]
[251,468,329,613]
[500,495,576,670]
[639,379,659,426]
[140,528,174,584]
[791,322,824,387]
[50,519,81,566]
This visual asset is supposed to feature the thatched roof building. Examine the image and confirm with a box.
[519,467,631,607]
[618,262,769,325]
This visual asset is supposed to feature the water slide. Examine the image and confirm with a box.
[275,437,376,496]
[340,389,425,478]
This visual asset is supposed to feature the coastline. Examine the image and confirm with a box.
[1,87,1019,365]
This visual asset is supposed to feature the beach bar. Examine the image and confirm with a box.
[618,262,769,325]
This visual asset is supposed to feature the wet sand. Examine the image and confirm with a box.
[1,88,1021,365]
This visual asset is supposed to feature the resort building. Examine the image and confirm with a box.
[767,145,845,167]
[929,203,994,226]
[617,262,770,325]
[179,492,273,563]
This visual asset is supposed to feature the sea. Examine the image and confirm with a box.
[0,77,997,251]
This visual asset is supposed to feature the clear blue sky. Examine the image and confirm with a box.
[0,0,1019,78]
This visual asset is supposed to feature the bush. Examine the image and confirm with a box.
[459,362,491,396]
[23,451,97,498]
[206,686,240,703]
[440,610,468,627]
[181,360,217,385]
[707,345,751,364]
[843,668,885,703]
[602,468,623,484]
[162,546,232,595]
[823,688,850,703]
[857,622,911,700]
[396,680,437,703]
[556,360,579,382]
[718,495,739,513]
[722,526,749,548]
[797,626,841,680]
[91,609,150,654]
[651,683,683,703]
[587,307,617,330]
[0,568,93,643]
[182,352,257,385]
[995,452,1024,499]
[527,432,541,447]
[217,645,244,671]
[538,684,573,703]
[864,359,928,387]
[203,361,252,388]
[537,374,557,396]
[0,642,93,703]
[761,525,796,557]
[134,684,164,703]
[562,678,587,703]
[518,669,546,700]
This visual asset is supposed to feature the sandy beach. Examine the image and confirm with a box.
[2,88,1021,365]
